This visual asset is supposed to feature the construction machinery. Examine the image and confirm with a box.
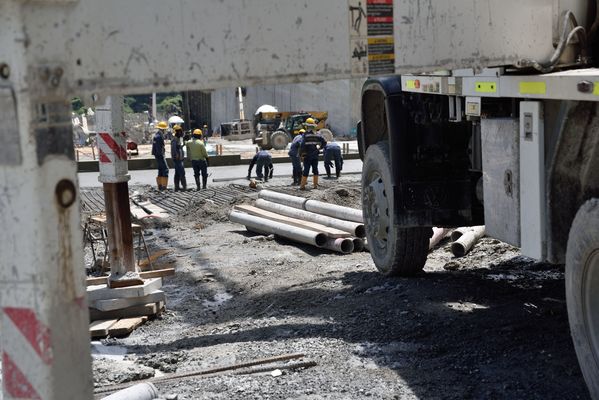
[253,111,331,150]
[1,0,599,398]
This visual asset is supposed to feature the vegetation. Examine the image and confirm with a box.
[70,92,183,116]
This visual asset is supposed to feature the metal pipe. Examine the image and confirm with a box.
[229,210,327,247]
[451,225,484,242]
[451,226,486,257]
[429,227,450,250]
[101,383,160,400]
[304,199,363,223]
[255,199,365,237]
[258,190,308,209]
[352,237,365,252]
[322,237,354,254]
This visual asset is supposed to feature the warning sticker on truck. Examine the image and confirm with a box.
[348,0,395,76]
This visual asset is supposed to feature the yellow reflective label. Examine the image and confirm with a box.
[593,83,599,96]
[406,80,416,89]
[475,82,497,93]
[519,82,546,95]
[368,37,394,45]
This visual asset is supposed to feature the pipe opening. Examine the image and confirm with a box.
[340,239,354,253]
[314,233,327,247]
[352,238,364,252]
[355,225,366,238]
[451,242,466,258]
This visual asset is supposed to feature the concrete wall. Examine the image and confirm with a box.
[211,79,365,137]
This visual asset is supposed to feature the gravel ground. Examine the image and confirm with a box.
[90,176,590,400]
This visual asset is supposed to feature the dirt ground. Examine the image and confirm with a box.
[91,176,590,399]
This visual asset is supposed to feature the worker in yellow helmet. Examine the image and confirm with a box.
[288,128,305,185]
[299,117,326,190]
[151,121,169,190]
[171,125,186,191]
[185,129,209,190]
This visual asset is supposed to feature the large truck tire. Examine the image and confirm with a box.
[319,128,334,143]
[566,198,599,398]
[362,141,431,276]
[270,131,291,150]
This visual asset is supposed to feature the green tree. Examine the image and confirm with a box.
[71,97,87,115]
[158,94,183,115]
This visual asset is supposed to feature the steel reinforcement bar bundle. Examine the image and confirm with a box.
[228,189,365,254]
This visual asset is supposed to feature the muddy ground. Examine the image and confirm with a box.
[91,176,590,399]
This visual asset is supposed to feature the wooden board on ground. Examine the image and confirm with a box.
[234,205,351,237]
[91,290,166,311]
[89,301,164,321]
[90,319,119,338]
[138,249,171,270]
[136,201,169,218]
[87,278,162,302]
[130,202,149,219]
[108,317,148,337]
[86,268,175,286]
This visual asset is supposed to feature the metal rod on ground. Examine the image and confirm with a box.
[255,199,366,237]
[429,227,450,250]
[95,353,306,395]
[258,189,308,209]
[101,383,160,400]
[304,199,363,223]
[451,226,486,257]
[96,96,142,288]
[229,210,327,247]
[235,360,318,375]
[322,237,354,254]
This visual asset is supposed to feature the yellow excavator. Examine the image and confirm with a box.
[253,111,333,150]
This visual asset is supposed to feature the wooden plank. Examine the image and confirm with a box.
[130,202,149,219]
[87,278,162,302]
[234,205,350,237]
[92,290,166,311]
[86,268,175,286]
[108,317,148,337]
[138,249,171,270]
[89,319,119,338]
[137,201,169,218]
[89,301,163,322]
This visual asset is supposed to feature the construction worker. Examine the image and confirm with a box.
[288,129,304,185]
[152,121,169,190]
[186,129,209,190]
[299,117,326,190]
[171,125,187,191]
[248,150,274,182]
[324,141,343,178]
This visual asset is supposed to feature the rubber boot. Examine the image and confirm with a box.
[202,176,208,189]
[195,176,201,191]
[300,176,308,190]
[161,176,169,190]
[336,170,340,178]
[174,176,180,192]
[181,176,187,191]
[313,175,319,189]
[156,176,161,190]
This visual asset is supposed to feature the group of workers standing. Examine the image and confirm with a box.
[152,116,343,192]
[248,117,343,190]
[151,121,209,191]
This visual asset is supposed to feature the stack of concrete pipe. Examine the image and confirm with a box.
[228,190,366,254]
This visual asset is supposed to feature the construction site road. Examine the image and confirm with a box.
[86,176,590,399]
[78,159,364,188]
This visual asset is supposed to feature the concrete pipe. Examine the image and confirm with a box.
[229,210,327,247]
[352,237,365,252]
[450,226,484,242]
[101,383,160,400]
[429,227,450,250]
[322,237,354,254]
[255,199,366,238]
[304,199,363,223]
[258,190,308,210]
[451,226,486,257]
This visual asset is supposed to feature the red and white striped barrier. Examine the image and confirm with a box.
[97,131,130,183]
[2,307,52,399]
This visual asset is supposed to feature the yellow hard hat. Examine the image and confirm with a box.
[193,129,203,136]
[157,121,168,130]
[173,124,182,131]
[299,129,306,133]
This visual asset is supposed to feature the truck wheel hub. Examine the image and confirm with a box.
[365,173,389,244]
